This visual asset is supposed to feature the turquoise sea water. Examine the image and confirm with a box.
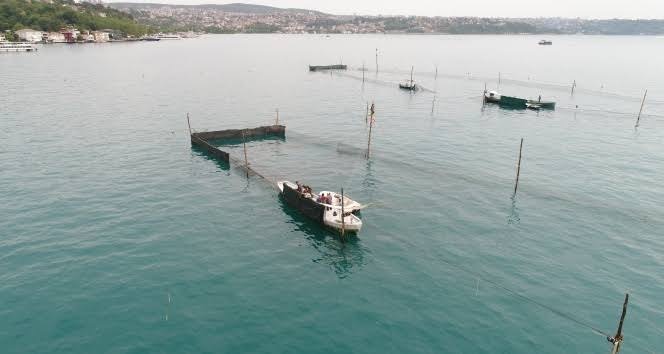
[1,35,663,353]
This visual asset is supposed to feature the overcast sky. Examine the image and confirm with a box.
[106,0,664,19]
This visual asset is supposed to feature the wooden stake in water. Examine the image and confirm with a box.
[483,82,487,107]
[365,102,369,125]
[362,61,365,83]
[367,102,375,158]
[375,48,378,73]
[340,187,345,240]
[435,65,438,81]
[186,112,192,135]
[513,138,524,197]
[242,130,249,178]
[609,293,629,354]
[571,80,577,95]
[275,108,279,125]
[431,95,436,114]
[635,89,648,128]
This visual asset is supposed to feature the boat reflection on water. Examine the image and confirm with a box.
[278,199,369,279]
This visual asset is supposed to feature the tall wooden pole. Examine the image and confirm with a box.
[367,102,375,158]
[609,293,629,354]
[275,108,279,125]
[635,89,648,128]
[365,102,369,125]
[242,130,249,178]
[186,112,192,135]
[483,82,487,107]
[340,188,345,240]
[571,80,576,95]
[362,61,365,83]
[513,138,524,197]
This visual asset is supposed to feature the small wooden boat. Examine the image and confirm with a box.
[399,66,417,91]
[277,181,363,233]
[309,64,347,71]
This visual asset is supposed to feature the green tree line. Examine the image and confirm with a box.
[0,0,150,36]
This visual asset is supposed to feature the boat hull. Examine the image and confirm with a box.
[309,65,347,71]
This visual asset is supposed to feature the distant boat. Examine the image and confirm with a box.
[277,181,363,233]
[143,37,161,42]
[484,90,555,110]
[155,33,181,40]
[309,64,347,71]
[538,40,553,45]
[0,41,38,52]
[399,66,417,91]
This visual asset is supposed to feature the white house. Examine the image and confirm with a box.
[16,29,43,42]
[92,31,109,42]
[45,32,66,43]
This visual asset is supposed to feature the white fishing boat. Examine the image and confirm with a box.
[316,190,363,213]
[399,65,417,91]
[323,207,363,232]
[277,181,364,234]
[0,41,38,52]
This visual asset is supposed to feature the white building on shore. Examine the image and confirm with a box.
[92,31,110,42]
[43,32,66,43]
[16,29,43,42]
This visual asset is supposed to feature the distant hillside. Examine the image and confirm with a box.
[106,2,664,35]
[0,0,149,36]
[108,2,325,15]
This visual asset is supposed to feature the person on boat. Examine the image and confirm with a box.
[327,193,333,205]
[538,95,542,103]
[296,181,302,193]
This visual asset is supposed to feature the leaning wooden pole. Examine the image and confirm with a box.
[340,188,346,240]
[609,293,629,354]
[187,112,192,135]
[513,138,524,197]
[242,130,249,178]
[635,89,648,128]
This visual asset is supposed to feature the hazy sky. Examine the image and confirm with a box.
[106,0,664,19]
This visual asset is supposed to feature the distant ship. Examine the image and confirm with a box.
[0,41,38,52]
[538,39,553,45]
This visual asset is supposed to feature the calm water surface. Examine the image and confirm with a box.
[1,35,663,353]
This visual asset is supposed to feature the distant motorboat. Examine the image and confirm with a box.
[399,65,417,91]
[538,40,553,45]
[155,33,182,40]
